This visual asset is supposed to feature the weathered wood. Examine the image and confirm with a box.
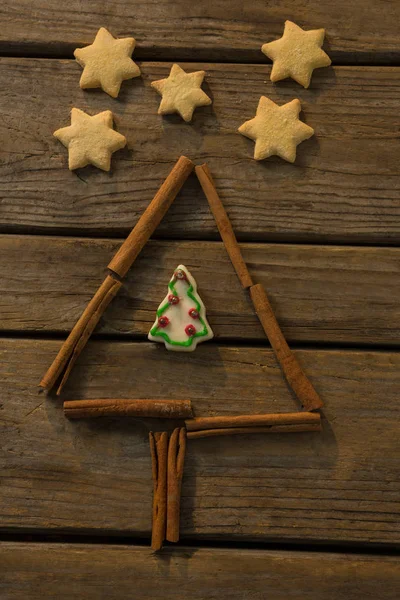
[1,60,400,243]
[0,0,399,63]
[1,338,399,543]
[1,543,399,600]
[1,235,399,345]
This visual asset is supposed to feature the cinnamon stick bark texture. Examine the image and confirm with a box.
[195,164,253,289]
[39,275,121,394]
[149,431,169,551]
[64,399,193,420]
[250,283,323,411]
[108,156,194,278]
[187,423,322,439]
[166,427,186,543]
[195,161,322,412]
[40,156,193,395]
[185,411,320,431]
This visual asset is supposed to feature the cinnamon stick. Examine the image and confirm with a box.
[166,427,186,543]
[40,275,121,394]
[149,431,169,551]
[195,164,253,289]
[56,276,122,395]
[250,283,323,411]
[40,156,194,394]
[196,162,323,411]
[64,399,193,420]
[109,156,194,278]
[185,411,320,432]
[187,423,322,439]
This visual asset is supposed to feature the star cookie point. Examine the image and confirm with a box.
[239,96,314,163]
[74,27,141,98]
[151,63,212,122]
[54,108,127,171]
[262,20,331,88]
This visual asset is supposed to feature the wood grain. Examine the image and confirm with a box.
[1,338,399,544]
[1,543,399,600]
[0,0,399,63]
[1,235,399,345]
[1,59,400,243]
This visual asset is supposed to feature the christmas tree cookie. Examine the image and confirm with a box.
[148,265,214,352]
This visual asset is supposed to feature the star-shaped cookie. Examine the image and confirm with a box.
[151,64,212,122]
[262,21,331,88]
[54,108,127,171]
[74,27,141,98]
[238,97,314,163]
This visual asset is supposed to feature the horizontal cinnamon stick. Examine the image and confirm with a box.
[250,283,323,411]
[195,164,253,289]
[166,427,186,543]
[187,423,322,439]
[40,274,122,395]
[64,399,193,419]
[149,431,169,551]
[109,156,194,278]
[185,411,320,432]
[40,156,194,395]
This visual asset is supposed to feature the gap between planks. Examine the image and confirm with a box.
[0,531,400,555]
[2,228,400,249]
[0,331,400,354]
[1,50,400,67]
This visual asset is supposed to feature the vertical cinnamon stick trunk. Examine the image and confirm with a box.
[149,431,169,551]
[166,427,187,543]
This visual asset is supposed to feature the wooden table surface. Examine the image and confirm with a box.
[1,1,399,597]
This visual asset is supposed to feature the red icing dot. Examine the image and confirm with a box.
[185,324,196,337]
[175,269,187,281]
[168,294,179,305]
[189,308,199,319]
[158,316,170,328]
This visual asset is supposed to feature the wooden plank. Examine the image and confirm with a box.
[1,338,399,544]
[1,543,399,600]
[1,1,399,63]
[1,235,400,345]
[1,59,400,244]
